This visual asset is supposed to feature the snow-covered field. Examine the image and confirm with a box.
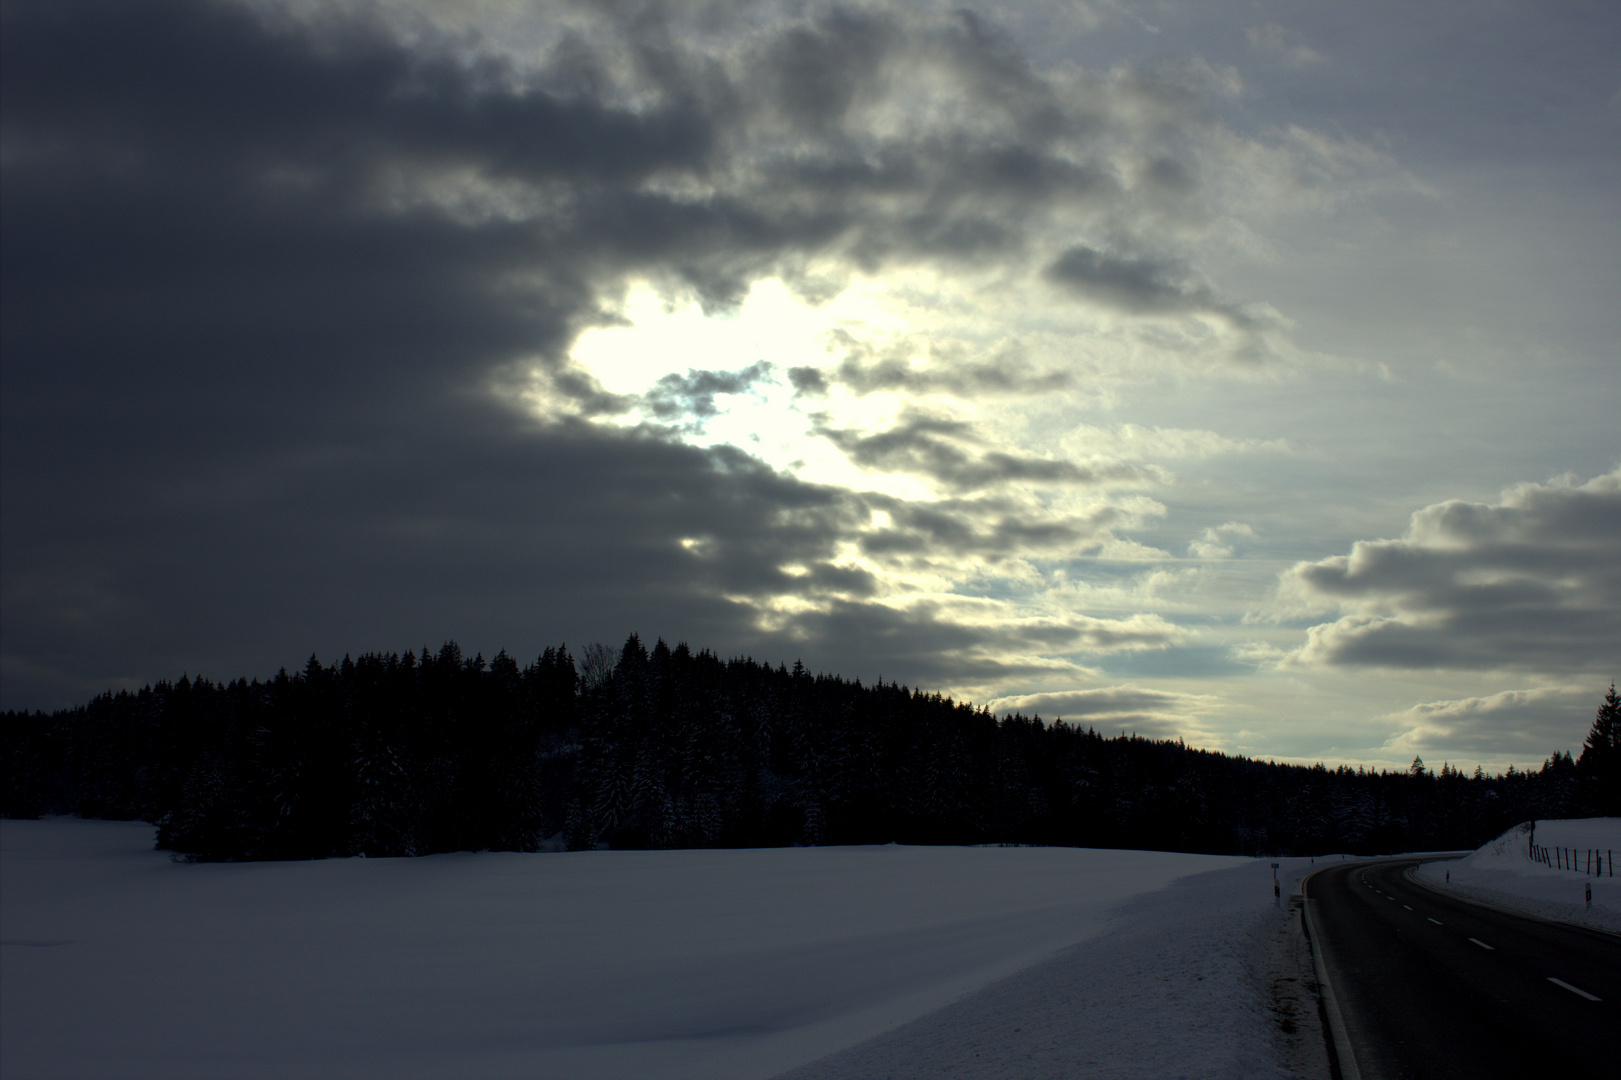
[1413,818,1621,933]
[0,819,1319,1080]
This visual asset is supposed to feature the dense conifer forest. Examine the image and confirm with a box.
[3,636,1617,861]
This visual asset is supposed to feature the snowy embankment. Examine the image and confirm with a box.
[1412,817,1621,934]
[2,819,1316,1080]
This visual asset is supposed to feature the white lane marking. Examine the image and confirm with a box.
[1469,938,1494,950]
[1427,917,1443,925]
[1547,977,1601,1002]
[1403,904,1413,910]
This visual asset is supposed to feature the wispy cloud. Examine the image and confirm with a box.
[1378,687,1597,762]
[1246,24,1324,68]
[986,684,1219,740]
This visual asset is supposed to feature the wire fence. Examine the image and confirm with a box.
[1528,843,1613,876]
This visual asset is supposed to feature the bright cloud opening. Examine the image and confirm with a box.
[567,278,945,499]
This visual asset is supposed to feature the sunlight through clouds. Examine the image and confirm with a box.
[3,0,1616,776]
[566,277,943,496]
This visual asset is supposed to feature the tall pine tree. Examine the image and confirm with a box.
[1577,683,1620,815]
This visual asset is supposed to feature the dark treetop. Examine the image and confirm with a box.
[3,637,1614,861]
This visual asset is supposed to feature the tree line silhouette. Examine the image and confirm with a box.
[3,636,1616,860]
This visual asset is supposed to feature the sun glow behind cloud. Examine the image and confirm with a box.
[568,277,944,499]
[554,272,1213,695]
[4,0,1615,777]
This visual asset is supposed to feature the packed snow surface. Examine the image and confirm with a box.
[2,819,1266,1080]
[1413,817,1621,933]
[781,855,1328,1080]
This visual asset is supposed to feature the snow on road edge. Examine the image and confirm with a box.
[1411,819,1621,934]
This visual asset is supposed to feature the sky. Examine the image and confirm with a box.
[2,0,1617,773]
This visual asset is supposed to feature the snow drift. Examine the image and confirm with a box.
[1413,817,1620,933]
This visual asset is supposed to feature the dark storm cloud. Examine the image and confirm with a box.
[0,2,723,204]
[1283,471,1621,672]
[1045,245,1258,327]
[832,352,1074,397]
[787,366,832,396]
[858,494,1126,561]
[816,411,1154,493]
[771,601,1182,691]
[794,562,881,598]
[760,4,900,130]
[749,599,1051,690]
[795,330,1076,400]
[1,410,884,701]
[0,0,1233,707]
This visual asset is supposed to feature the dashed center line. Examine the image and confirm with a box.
[1427,917,1443,925]
[1469,937,1494,950]
[1403,904,1413,910]
[1547,977,1600,1002]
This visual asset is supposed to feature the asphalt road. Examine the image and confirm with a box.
[1304,858,1620,1079]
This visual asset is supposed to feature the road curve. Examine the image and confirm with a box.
[1303,857,1620,1079]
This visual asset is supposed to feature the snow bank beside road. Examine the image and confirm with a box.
[2,819,1245,1080]
[778,856,1329,1080]
[1412,818,1621,933]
